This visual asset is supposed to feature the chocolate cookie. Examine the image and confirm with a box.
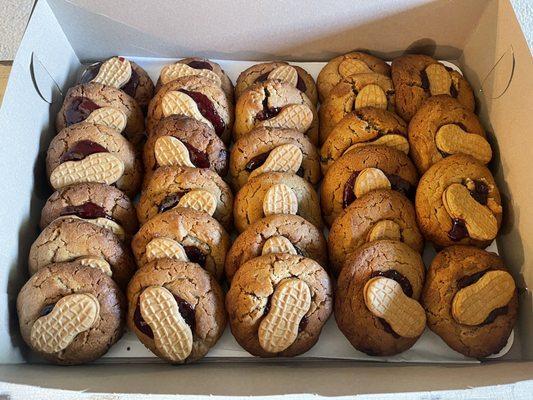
[408,95,490,173]
[391,54,475,122]
[79,56,154,112]
[317,52,390,102]
[233,172,322,232]
[147,76,233,143]
[46,123,142,197]
[319,73,395,144]
[422,246,518,358]
[28,217,136,288]
[225,214,328,281]
[320,146,418,226]
[40,182,138,240]
[235,62,317,105]
[137,166,233,230]
[127,258,226,363]
[226,253,332,357]
[233,80,319,145]
[415,154,502,248]
[56,83,145,145]
[335,240,426,356]
[131,207,230,280]
[320,107,408,173]
[143,115,228,181]
[156,57,234,103]
[17,260,125,365]
[230,126,321,190]
[328,190,423,276]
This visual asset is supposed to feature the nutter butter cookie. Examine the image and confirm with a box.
[391,54,475,122]
[147,76,233,143]
[225,214,327,281]
[335,240,426,356]
[235,62,317,105]
[422,246,517,358]
[226,253,333,357]
[137,166,233,230]
[233,80,319,145]
[328,190,423,275]
[230,126,321,190]
[46,123,142,197]
[17,260,125,365]
[320,146,418,226]
[127,258,226,363]
[320,107,408,173]
[317,51,390,102]
[415,154,502,248]
[408,95,490,173]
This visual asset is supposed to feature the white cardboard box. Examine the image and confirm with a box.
[0,0,532,395]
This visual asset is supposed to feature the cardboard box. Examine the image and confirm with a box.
[0,0,531,395]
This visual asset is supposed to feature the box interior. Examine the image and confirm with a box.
[0,0,532,395]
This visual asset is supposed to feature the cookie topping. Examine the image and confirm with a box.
[465,178,490,205]
[158,192,187,213]
[338,59,372,78]
[370,269,413,297]
[261,235,298,256]
[160,63,221,86]
[177,190,217,216]
[61,202,108,220]
[354,168,391,198]
[367,220,401,242]
[187,60,213,71]
[262,184,298,216]
[60,140,108,163]
[245,152,269,172]
[424,63,452,96]
[84,107,128,133]
[448,218,469,241]
[268,66,298,87]
[249,144,303,180]
[178,89,225,137]
[91,57,132,89]
[145,237,189,263]
[435,124,492,164]
[65,97,101,126]
[355,84,388,110]
[183,246,207,268]
[154,136,209,169]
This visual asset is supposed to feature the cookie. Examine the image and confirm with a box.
[127,258,226,363]
[40,182,138,240]
[408,95,490,173]
[56,83,145,145]
[320,146,418,226]
[335,240,426,356]
[235,62,317,105]
[226,253,332,357]
[156,57,234,103]
[17,260,125,365]
[147,76,233,143]
[415,154,502,248]
[46,123,142,197]
[319,73,395,144]
[233,80,319,145]
[317,52,390,102]
[143,115,228,181]
[137,166,233,230]
[422,246,518,358]
[28,217,136,288]
[233,172,322,232]
[391,54,475,122]
[230,126,321,190]
[328,189,423,276]
[131,207,230,280]
[320,107,408,173]
[225,214,327,281]
[79,56,154,112]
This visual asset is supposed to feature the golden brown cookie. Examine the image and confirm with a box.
[226,253,332,357]
[230,126,321,190]
[335,240,426,356]
[46,123,142,197]
[320,146,418,226]
[317,52,390,102]
[408,95,489,173]
[225,214,328,281]
[17,260,125,365]
[235,62,317,105]
[137,166,233,230]
[422,246,518,358]
[233,80,319,145]
[319,73,395,144]
[328,190,423,275]
[320,107,408,173]
[415,154,502,248]
[127,258,226,363]
[131,207,230,280]
[233,172,322,232]
[391,54,475,122]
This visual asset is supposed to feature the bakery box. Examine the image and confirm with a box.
[0,0,532,396]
